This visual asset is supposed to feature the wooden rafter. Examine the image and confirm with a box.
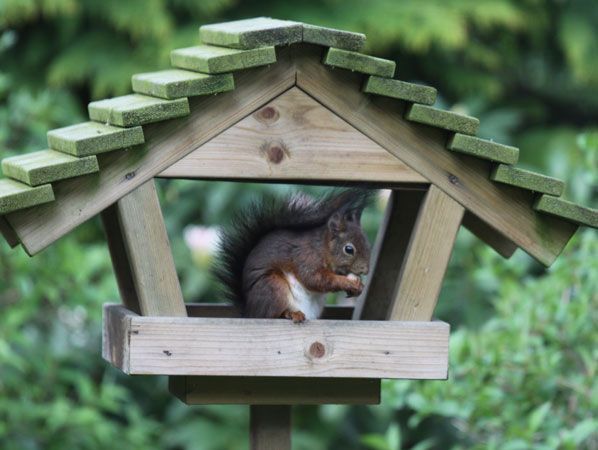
[293,45,577,266]
[5,47,297,255]
[3,44,579,264]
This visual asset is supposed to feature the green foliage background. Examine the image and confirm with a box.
[0,1,596,449]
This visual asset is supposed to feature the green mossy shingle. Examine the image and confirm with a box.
[132,69,234,99]
[2,150,99,186]
[323,48,395,78]
[200,17,302,49]
[447,134,519,164]
[405,104,479,136]
[302,24,365,51]
[88,94,189,127]
[363,76,436,105]
[534,195,598,228]
[171,45,276,74]
[491,165,564,196]
[47,121,144,157]
[0,179,54,214]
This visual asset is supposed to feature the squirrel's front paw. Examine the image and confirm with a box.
[282,309,306,323]
[345,279,364,298]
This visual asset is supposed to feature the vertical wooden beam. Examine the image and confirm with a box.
[462,212,517,259]
[0,215,20,248]
[389,185,464,321]
[353,189,426,320]
[100,204,141,314]
[115,179,186,317]
[250,405,291,450]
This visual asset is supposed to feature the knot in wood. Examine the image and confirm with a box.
[448,174,459,185]
[267,145,285,164]
[256,105,279,123]
[309,341,326,359]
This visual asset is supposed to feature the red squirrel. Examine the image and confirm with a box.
[213,189,373,322]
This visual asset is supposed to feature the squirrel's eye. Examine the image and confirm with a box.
[343,244,355,256]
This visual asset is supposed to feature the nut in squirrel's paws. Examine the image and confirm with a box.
[345,273,364,298]
[347,273,360,282]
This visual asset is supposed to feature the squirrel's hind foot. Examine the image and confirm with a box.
[282,309,306,323]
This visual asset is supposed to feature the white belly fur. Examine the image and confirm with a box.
[285,273,326,320]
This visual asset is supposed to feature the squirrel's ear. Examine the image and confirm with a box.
[328,212,346,234]
[345,208,363,224]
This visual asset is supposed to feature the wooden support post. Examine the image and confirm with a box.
[114,179,186,317]
[0,215,19,248]
[354,189,426,320]
[100,204,141,314]
[389,185,464,321]
[462,212,517,259]
[250,405,291,450]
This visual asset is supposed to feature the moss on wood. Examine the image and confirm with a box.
[200,17,302,49]
[0,179,54,214]
[323,48,395,78]
[405,104,479,135]
[171,45,276,74]
[363,76,436,105]
[2,150,99,186]
[534,195,597,228]
[132,69,234,99]
[447,134,519,164]
[88,94,189,127]
[491,165,564,196]
[302,24,365,51]
[47,122,144,157]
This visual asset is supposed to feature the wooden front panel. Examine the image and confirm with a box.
[103,304,449,379]
[160,87,427,184]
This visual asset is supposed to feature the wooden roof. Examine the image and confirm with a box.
[0,17,595,265]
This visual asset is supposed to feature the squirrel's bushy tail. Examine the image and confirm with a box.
[212,188,373,312]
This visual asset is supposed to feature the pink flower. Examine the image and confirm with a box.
[183,226,220,267]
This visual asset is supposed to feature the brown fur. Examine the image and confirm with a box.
[242,210,370,320]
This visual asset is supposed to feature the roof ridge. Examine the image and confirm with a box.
[0,17,595,236]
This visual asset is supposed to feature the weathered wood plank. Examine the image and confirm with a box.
[294,44,577,266]
[100,205,141,314]
[0,179,54,215]
[160,87,426,184]
[169,376,380,405]
[6,46,297,255]
[200,17,302,49]
[171,45,276,74]
[115,180,186,317]
[102,304,132,372]
[250,405,291,450]
[102,305,449,379]
[353,189,426,320]
[534,195,596,228]
[2,149,99,187]
[389,186,464,320]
